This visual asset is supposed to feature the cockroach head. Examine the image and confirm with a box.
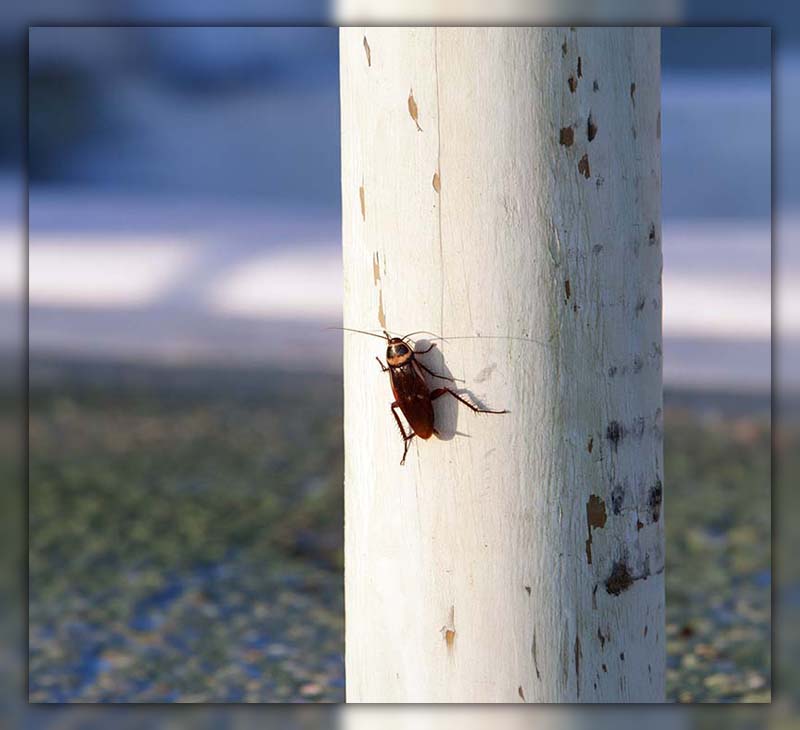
[386,338,412,367]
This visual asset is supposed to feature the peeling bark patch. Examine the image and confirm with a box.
[568,75,577,93]
[363,36,371,67]
[518,685,526,701]
[440,605,456,648]
[587,113,598,142]
[564,279,571,301]
[559,127,574,146]
[578,154,591,178]
[630,82,636,105]
[585,494,607,564]
[574,636,582,698]
[532,631,541,679]
[577,56,583,78]
[359,185,365,221]
[587,436,593,453]
[408,89,422,131]
[649,479,663,522]
[605,560,634,595]
[377,290,386,329]
[606,420,623,451]
[432,171,441,192]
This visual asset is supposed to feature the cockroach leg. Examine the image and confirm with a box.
[376,357,389,372]
[430,387,508,414]
[391,401,416,465]
[415,360,457,382]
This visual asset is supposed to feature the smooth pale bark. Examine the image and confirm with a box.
[341,27,663,703]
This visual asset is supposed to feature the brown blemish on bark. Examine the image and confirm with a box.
[377,290,386,329]
[564,279,571,301]
[432,171,441,193]
[578,154,591,178]
[532,631,541,679]
[605,559,634,595]
[440,605,456,648]
[408,89,422,131]
[649,479,663,522]
[587,436,593,453]
[585,494,607,564]
[518,685,526,701]
[373,252,380,285]
[577,56,583,78]
[630,82,636,105]
[359,184,365,221]
[525,585,531,595]
[587,113,598,142]
[568,75,577,93]
[574,636,582,698]
[637,519,644,531]
[559,127,574,146]
[363,36,371,67]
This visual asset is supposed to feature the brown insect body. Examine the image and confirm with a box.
[385,338,436,440]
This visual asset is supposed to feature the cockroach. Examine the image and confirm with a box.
[339,327,508,465]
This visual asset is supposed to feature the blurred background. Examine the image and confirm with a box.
[0,0,791,725]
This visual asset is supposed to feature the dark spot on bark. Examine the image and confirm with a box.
[649,223,657,245]
[532,631,541,679]
[602,663,607,672]
[577,56,583,78]
[620,652,625,661]
[611,484,625,515]
[644,625,648,637]
[525,585,531,595]
[597,627,606,648]
[630,82,636,104]
[564,279,571,301]
[587,113,598,141]
[608,366,617,377]
[363,36,371,67]
[637,519,644,531]
[587,436,593,453]
[562,39,568,56]
[559,127,575,146]
[592,583,598,609]
[573,302,578,313]
[518,685,525,701]
[593,244,604,254]
[568,75,577,93]
[636,296,646,314]
[605,559,634,595]
[574,636,582,698]
[606,420,623,450]
[593,79,599,91]
[649,479,663,522]
[632,125,637,140]
[578,154,591,178]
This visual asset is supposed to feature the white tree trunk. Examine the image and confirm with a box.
[341,27,663,703]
